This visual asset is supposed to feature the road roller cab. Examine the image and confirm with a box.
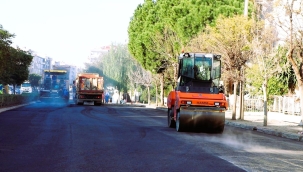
[167,52,228,133]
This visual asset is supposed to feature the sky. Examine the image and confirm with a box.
[0,0,144,67]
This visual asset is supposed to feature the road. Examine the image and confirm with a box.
[0,102,303,172]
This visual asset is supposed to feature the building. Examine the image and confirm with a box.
[87,45,111,63]
[28,54,52,76]
[52,62,80,85]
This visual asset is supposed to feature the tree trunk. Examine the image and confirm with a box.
[4,85,9,94]
[239,80,244,120]
[147,86,150,105]
[262,78,268,126]
[155,82,158,106]
[173,63,178,89]
[160,73,164,106]
[232,81,238,120]
[298,82,303,124]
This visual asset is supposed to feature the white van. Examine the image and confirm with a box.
[20,81,32,93]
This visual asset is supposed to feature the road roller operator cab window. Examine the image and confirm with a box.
[179,53,222,87]
[194,58,212,80]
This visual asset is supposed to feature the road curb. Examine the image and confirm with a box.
[225,121,303,142]
[0,102,36,114]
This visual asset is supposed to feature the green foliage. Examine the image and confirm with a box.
[128,0,246,82]
[0,25,14,58]
[0,93,38,108]
[85,65,103,76]
[245,64,262,95]
[0,25,14,83]
[2,47,33,86]
[0,25,33,86]
[267,76,289,96]
[102,44,132,91]
[139,87,148,103]
[273,46,297,94]
[85,44,142,93]
[174,0,244,43]
[270,46,296,95]
[29,74,42,87]
[245,46,295,96]
[276,66,296,94]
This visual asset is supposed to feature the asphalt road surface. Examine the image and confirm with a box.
[1,102,303,172]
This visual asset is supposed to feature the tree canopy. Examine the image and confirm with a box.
[0,25,14,81]
[0,25,33,86]
[128,0,246,76]
[29,73,42,87]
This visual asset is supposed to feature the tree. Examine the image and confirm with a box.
[0,46,32,86]
[250,42,287,126]
[128,0,247,104]
[128,62,153,104]
[246,50,292,97]
[187,15,255,120]
[149,26,182,105]
[101,44,135,92]
[29,74,42,88]
[84,43,144,100]
[248,1,286,126]
[272,0,303,122]
[0,25,14,82]
[85,65,103,76]
[0,25,33,87]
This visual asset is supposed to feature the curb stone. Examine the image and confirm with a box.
[0,102,36,114]
[226,120,303,142]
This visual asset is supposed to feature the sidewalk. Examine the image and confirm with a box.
[225,111,303,142]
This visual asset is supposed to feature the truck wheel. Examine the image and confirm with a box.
[94,102,102,106]
[176,110,183,132]
[77,100,83,105]
[167,108,175,128]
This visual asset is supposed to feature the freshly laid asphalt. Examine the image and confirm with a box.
[1,102,303,142]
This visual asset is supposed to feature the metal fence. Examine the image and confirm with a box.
[244,98,264,112]
[227,95,264,112]
[228,95,300,114]
[272,96,300,115]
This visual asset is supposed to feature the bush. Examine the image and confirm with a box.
[139,88,148,103]
[0,93,39,108]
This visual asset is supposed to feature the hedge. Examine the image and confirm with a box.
[0,93,39,108]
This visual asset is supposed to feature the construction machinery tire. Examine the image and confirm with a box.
[167,108,175,128]
[176,110,186,132]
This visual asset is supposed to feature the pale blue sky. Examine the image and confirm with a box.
[0,0,144,66]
